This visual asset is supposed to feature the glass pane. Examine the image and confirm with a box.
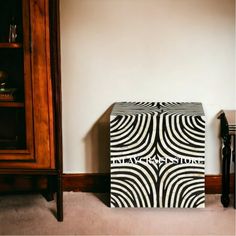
[0,0,26,150]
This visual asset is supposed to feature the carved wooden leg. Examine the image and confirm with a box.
[221,135,231,207]
[57,172,63,221]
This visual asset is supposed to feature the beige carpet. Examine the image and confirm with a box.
[0,193,235,235]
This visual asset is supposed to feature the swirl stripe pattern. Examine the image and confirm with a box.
[110,102,205,208]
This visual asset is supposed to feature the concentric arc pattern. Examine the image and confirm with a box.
[110,102,205,208]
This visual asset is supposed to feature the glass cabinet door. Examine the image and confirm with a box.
[0,0,55,169]
[0,0,34,160]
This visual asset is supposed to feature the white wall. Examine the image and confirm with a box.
[60,0,235,174]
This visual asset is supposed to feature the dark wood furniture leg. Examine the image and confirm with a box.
[42,176,54,202]
[221,134,231,207]
[56,172,63,221]
[42,173,63,220]
[49,0,63,221]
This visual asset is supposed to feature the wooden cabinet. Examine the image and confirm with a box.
[0,0,63,221]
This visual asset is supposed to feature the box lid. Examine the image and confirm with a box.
[111,102,205,116]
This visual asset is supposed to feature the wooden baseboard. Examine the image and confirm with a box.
[0,173,234,194]
[63,173,235,194]
[62,173,110,192]
[205,174,235,194]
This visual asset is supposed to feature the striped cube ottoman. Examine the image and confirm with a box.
[110,102,205,208]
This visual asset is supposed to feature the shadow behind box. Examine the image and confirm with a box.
[0,107,26,149]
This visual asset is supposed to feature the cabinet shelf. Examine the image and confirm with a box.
[0,102,24,108]
[0,43,22,48]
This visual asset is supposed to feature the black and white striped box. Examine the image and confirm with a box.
[110,102,205,208]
